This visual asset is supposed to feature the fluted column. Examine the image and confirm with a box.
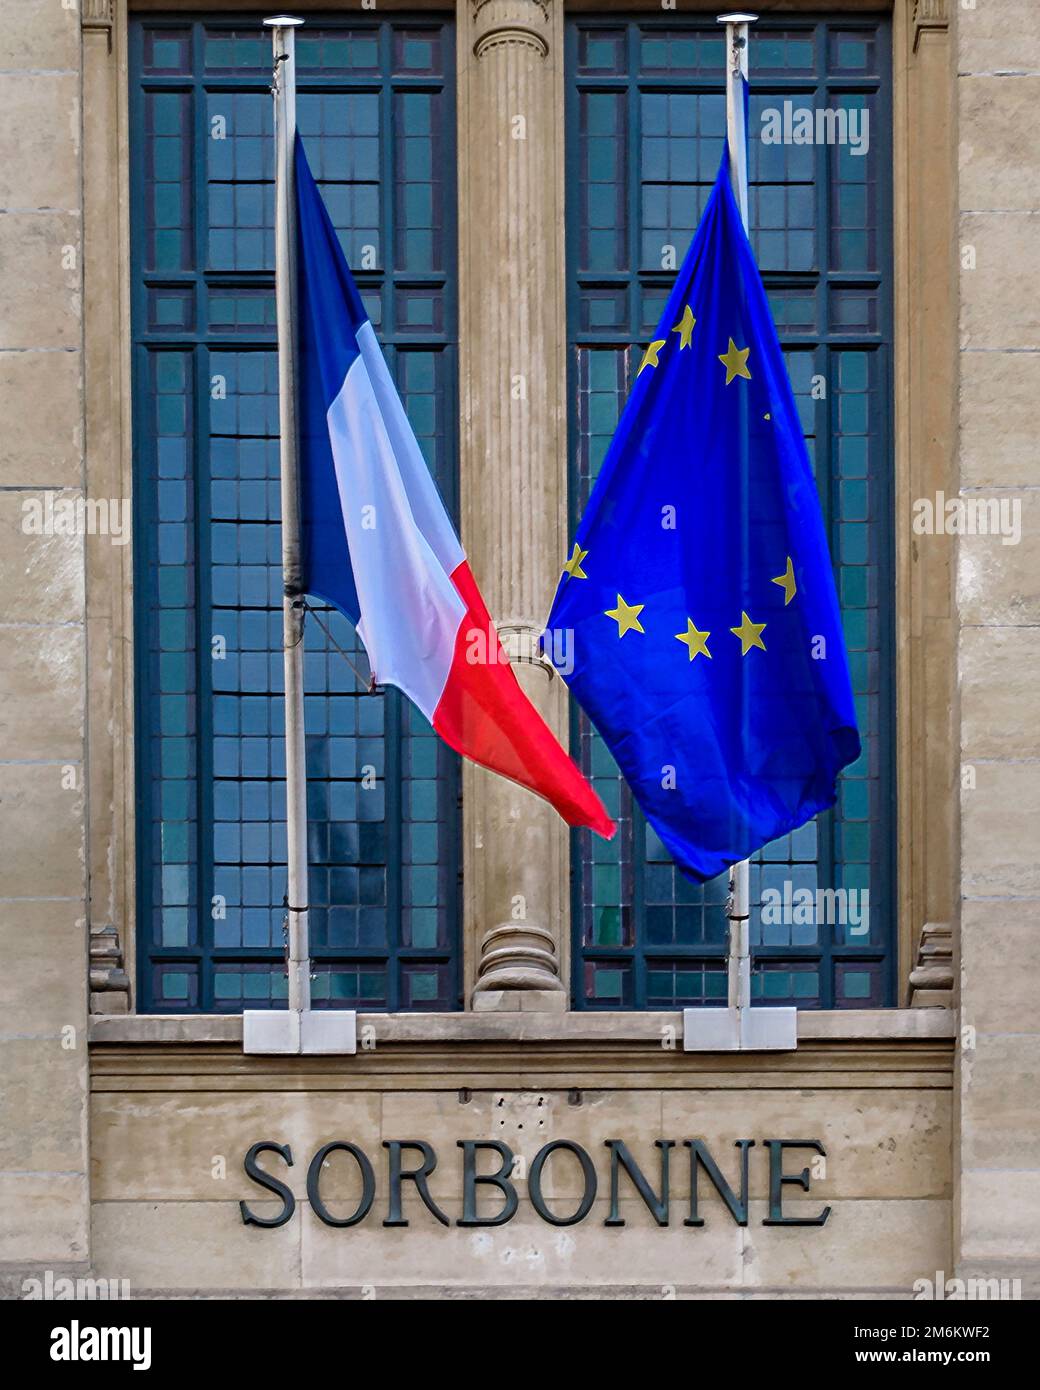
[457,0,570,1007]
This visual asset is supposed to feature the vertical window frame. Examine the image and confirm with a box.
[129,13,461,1014]
[564,13,896,1011]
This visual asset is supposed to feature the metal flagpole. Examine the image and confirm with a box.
[720,13,756,1027]
[683,14,794,1051]
[270,14,310,1025]
[245,16,355,1054]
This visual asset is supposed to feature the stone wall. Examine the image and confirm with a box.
[955,0,1040,1290]
[88,1024,952,1295]
[0,0,91,1283]
[2,0,1039,1300]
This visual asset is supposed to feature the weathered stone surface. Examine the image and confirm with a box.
[0,74,80,211]
[0,620,84,760]
[0,349,82,488]
[960,626,1040,759]
[959,212,1040,352]
[960,899,1040,1034]
[959,77,1040,212]
[0,212,81,350]
[0,1037,87,1173]
[0,901,85,1034]
[959,349,1040,490]
[959,1171,1040,1263]
[302,1197,743,1292]
[958,2,1040,74]
[960,1034,1040,1170]
[0,761,84,900]
[961,759,1040,898]
[91,1091,382,1202]
[743,1199,949,1292]
[3,0,81,72]
[91,1200,302,1292]
[663,1090,951,1201]
[0,1174,88,1265]
[957,488,1040,626]
[0,488,85,623]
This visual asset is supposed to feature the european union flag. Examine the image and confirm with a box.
[545,154,860,882]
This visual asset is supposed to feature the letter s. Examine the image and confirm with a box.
[240,1141,295,1228]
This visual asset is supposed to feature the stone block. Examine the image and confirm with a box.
[0,349,82,488]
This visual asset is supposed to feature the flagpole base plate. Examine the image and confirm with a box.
[243,1009,357,1055]
[683,1006,797,1052]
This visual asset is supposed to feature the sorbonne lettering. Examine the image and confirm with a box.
[239,1138,830,1230]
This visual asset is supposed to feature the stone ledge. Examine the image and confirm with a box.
[90,1008,955,1047]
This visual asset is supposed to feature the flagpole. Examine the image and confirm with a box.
[267,15,310,1023]
[719,13,757,1020]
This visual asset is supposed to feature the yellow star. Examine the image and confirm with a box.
[671,304,696,349]
[675,619,711,661]
[562,543,588,580]
[637,339,667,376]
[772,556,797,606]
[718,337,752,385]
[605,594,645,638]
[730,611,766,655]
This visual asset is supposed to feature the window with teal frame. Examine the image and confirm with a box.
[566,16,895,1010]
[131,16,460,1012]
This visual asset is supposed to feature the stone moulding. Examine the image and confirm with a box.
[474,29,549,61]
[908,921,955,1007]
[82,1,115,55]
[89,924,131,1015]
[913,0,949,52]
[82,0,115,28]
[472,0,552,61]
[473,0,551,20]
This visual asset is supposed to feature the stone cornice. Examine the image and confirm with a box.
[90,1008,956,1090]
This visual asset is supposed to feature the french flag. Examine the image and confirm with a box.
[294,137,614,838]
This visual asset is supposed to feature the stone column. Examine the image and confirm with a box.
[456,0,571,1008]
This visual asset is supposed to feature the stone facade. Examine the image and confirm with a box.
[0,0,1035,1298]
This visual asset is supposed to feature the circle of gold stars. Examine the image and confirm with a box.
[561,543,799,659]
[565,310,795,663]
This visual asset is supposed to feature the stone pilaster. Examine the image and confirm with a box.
[0,0,90,1273]
[82,0,134,1015]
[457,0,570,1006]
[955,0,1040,1293]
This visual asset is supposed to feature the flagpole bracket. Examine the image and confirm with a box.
[243,1009,358,1055]
[683,1005,797,1052]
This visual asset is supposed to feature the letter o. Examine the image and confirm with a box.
[528,1141,597,1226]
[307,1142,376,1227]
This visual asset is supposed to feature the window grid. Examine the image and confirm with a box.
[132,17,460,1013]
[566,16,894,1010]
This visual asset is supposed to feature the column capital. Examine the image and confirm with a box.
[472,0,552,62]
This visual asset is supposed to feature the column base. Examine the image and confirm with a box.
[472,922,566,1001]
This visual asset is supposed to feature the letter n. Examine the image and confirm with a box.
[684,1140,753,1227]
